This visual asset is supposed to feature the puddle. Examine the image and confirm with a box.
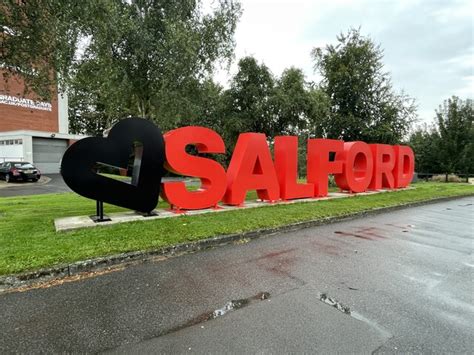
[318,292,391,339]
[212,297,252,317]
[167,292,270,334]
[318,292,351,314]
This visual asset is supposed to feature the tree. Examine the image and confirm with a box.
[301,85,330,139]
[169,78,225,132]
[408,125,442,173]
[219,57,331,171]
[272,67,312,135]
[408,97,473,176]
[67,59,118,136]
[1,0,93,98]
[1,1,241,133]
[271,69,330,177]
[311,28,416,143]
[221,56,276,149]
[436,97,473,175]
[73,0,240,133]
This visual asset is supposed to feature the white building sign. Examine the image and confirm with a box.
[0,94,52,111]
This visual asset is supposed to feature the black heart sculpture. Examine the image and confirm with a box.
[61,117,165,213]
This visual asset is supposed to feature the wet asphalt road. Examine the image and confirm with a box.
[0,197,473,353]
[0,174,71,197]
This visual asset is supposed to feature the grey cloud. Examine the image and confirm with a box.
[303,0,473,123]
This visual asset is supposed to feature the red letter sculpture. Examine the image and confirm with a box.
[223,133,280,205]
[307,139,344,197]
[274,136,314,200]
[335,141,374,193]
[369,144,396,189]
[161,126,227,210]
[393,145,415,188]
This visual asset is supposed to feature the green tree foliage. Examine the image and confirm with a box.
[0,0,93,98]
[312,28,416,143]
[273,67,312,135]
[69,0,241,134]
[408,125,442,173]
[436,97,473,174]
[272,68,330,177]
[222,57,330,141]
[409,97,473,175]
[67,60,117,136]
[306,86,331,138]
[219,56,330,169]
[221,57,276,147]
[1,1,241,134]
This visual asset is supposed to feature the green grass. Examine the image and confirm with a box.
[98,173,131,182]
[0,182,472,276]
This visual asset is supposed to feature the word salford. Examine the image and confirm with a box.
[161,126,414,210]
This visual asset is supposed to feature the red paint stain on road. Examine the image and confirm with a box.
[253,248,298,261]
[334,227,387,240]
[310,240,341,256]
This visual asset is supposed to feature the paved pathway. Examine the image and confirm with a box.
[0,175,195,197]
[0,174,70,197]
[0,197,473,353]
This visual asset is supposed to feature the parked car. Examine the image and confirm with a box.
[0,161,41,183]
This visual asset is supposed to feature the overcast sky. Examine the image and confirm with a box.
[213,0,473,125]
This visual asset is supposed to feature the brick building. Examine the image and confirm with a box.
[0,72,85,173]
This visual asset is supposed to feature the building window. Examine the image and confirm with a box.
[0,139,23,145]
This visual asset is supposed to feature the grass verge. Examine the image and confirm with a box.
[0,182,473,276]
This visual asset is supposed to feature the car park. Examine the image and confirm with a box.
[0,161,41,183]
